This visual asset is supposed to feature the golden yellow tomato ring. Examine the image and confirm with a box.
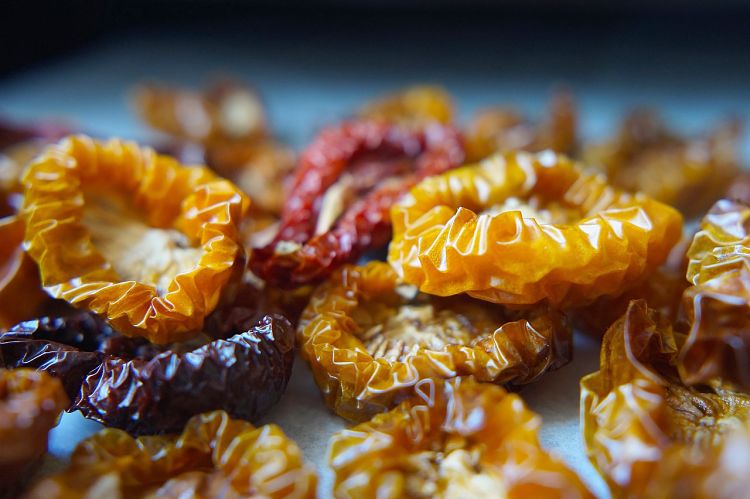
[299,261,569,422]
[388,150,683,307]
[22,135,249,343]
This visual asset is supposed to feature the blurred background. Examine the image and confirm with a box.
[3,1,750,151]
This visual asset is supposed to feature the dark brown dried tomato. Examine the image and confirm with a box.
[0,368,68,497]
[250,120,465,287]
[0,311,294,435]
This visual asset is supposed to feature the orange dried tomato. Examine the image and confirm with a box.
[25,410,316,499]
[329,376,592,498]
[358,85,455,126]
[22,135,249,344]
[0,368,68,494]
[581,300,750,498]
[464,90,577,162]
[0,214,49,329]
[298,261,570,421]
[680,199,750,389]
[388,150,683,308]
[584,110,741,217]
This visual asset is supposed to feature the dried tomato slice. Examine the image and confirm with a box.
[298,261,570,421]
[251,120,465,287]
[388,150,683,308]
[133,80,267,146]
[0,311,294,435]
[464,90,577,162]
[0,214,49,329]
[358,85,455,126]
[573,235,691,337]
[581,299,750,498]
[584,110,741,217]
[0,368,68,495]
[329,376,592,498]
[26,410,316,498]
[680,199,750,389]
[21,135,249,344]
[133,80,295,216]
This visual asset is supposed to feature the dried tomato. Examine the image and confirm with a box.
[0,121,68,328]
[329,376,592,498]
[358,85,454,126]
[133,80,295,218]
[0,214,49,329]
[25,410,316,498]
[573,235,691,337]
[583,110,741,217]
[464,90,577,162]
[725,173,750,205]
[0,311,294,435]
[251,120,465,287]
[680,199,750,389]
[0,368,68,495]
[21,135,249,344]
[388,150,683,308]
[298,261,570,421]
[133,80,267,146]
[581,299,750,498]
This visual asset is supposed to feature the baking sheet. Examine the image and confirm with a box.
[3,21,748,498]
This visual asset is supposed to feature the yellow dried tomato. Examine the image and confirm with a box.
[298,261,570,421]
[329,376,592,498]
[464,90,577,162]
[358,85,455,126]
[25,410,316,499]
[388,150,683,308]
[584,110,741,217]
[22,135,249,344]
[0,214,49,328]
[581,300,750,498]
[1,368,68,493]
[680,199,750,389]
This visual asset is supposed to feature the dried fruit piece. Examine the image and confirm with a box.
[0,368,68,495]
[0,311,294,435]
[389,150,683,308]
[207,139,295,216]
[329,376,592,498]
[298,261,570,421]
[581,300,750,498]
[251,120,464,287]
[22,135,249,344]
[584,110,741,217]
[464,90,577,162]
[681,199,750,389]
[133,80,295,218]
[573,235,691,337]
[26,410,316,498]
[358,85,454,126]
[133,80,267,146]
[0,214,49,329]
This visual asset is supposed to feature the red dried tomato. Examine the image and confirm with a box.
[250,120,464,287]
